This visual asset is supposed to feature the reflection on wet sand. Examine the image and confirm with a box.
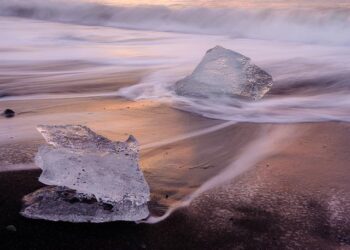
[0,94,280,214]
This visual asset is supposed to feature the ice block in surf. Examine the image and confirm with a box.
[176,46,273,100]
[21,125,150,223]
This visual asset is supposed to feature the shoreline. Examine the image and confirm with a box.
[1,4,350,248]
[0,65,350,248]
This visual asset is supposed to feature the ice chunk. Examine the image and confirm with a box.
[21,186,149,223]
[35,125,149,205]
[175,46,273,100]
[21,125,150,222]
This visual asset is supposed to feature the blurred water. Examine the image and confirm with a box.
[0,0,350,123]
[1,0,350,44]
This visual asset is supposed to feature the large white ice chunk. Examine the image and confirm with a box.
[21,125,150,222]
[35,125,149,205]
[175,46,273,100]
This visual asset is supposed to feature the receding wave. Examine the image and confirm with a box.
[1,0,350,45]
[116,67,350,124]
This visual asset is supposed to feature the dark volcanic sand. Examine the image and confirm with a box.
[0,122,350,250]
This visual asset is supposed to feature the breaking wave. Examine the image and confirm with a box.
[1,0,350,45]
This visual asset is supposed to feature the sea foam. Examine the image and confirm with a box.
[1,0,350,45]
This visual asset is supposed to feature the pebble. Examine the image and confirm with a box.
[6,225,16,232]
[2,109,15,118]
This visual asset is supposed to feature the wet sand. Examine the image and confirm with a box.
[0,96,263,208]
[0,61,150,97]
[1,95,350,249]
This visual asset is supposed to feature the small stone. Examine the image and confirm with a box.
[2,109,15,118]
[6,225,16,232]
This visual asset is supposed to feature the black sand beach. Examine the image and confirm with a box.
[1,116,350,249]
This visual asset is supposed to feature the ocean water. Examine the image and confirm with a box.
[1,0,350,122]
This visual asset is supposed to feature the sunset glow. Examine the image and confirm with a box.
[1,0,350,249]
